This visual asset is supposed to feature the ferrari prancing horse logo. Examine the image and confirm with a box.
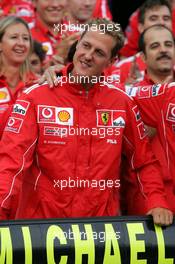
[101,112,110,125]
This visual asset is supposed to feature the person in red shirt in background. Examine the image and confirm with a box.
[65,0,96,26]
[122,24,175,215]
[29,40,47,76]
[120,0,175,59]
[31,0,80,66]
[0,0,35,28]
[116,0,173,85]
[0,16,36,136]
[56,0,112,66]
[0,16,36,219]
[92,0,112,20]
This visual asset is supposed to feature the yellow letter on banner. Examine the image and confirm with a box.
[0,227,13,264]
[127,223,146,264]
[46,225,68,264]
[154,225,173,264]
[103,224,121,264]
[72,224,95,264]
[22,227,32,264]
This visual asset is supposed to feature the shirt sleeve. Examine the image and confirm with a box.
[122,96,169,212]
[0,92,38,219]
[126,83,166,127]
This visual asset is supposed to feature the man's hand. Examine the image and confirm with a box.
[125,56,142,85]
[55,32,81,61]
[147,207,173,225]
[38,64,64,88]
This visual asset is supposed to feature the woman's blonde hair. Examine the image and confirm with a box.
[0,16,33,82]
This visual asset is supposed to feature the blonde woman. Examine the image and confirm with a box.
[0,16,36,137]
[0,16,36,219]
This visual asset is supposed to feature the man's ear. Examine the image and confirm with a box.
[138,23,144,33]
[140,51,146,63]
[76,39,81,49]
[33,0,37,9]
[107,55,117,67]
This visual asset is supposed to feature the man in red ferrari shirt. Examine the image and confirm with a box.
[31,0,80,64]
[120,0,175,58]
[117,0,173,85]
[0,18,172,225]
[122,24,175,214]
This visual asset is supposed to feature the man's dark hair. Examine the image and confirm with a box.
[80,18,124,58]
[32,40,46,62]
[138,24,174,54]
[138,0,172,24]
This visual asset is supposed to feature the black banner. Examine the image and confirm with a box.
[0,216,174,263]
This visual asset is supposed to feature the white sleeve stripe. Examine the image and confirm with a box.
[1,138,38,208]
[101,0,107,17]
[161,110,170,170]
[123,135,147,199]
[104,81,134,101]
[24,82,48,94]
[34,154,41,190]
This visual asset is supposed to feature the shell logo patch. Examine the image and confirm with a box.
[42,42,53,55]
[0,91,7,100]
[58,110,70,122]
[0,88,10,103]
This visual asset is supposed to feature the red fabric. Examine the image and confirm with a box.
[125,80,175,213]
[0,64,168,219]
[120,8,175,58]
[1,0,35,27]
[0,74,36,219]
[92,0,112,19]
[122,74,175,214]
[0,76,26,138]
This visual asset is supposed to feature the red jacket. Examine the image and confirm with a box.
[0,64,169,219]
[0,76,27,138]
[31,16,63,61]
[130,82,175,190]
[122,74,175,214]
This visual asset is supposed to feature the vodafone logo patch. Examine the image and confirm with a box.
[38,105,73,125]
[5,117,23,133]
[166,103,175,122]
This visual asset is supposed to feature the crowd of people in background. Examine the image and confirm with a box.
[0,0,175,225]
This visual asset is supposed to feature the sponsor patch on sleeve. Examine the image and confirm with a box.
[151,84,162,96]
[132,105,141,121]
[12,100,30,116]
[166,103,175,122]
[125,85,138,97]
[138,86,151,98]
[5,117,23,133]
